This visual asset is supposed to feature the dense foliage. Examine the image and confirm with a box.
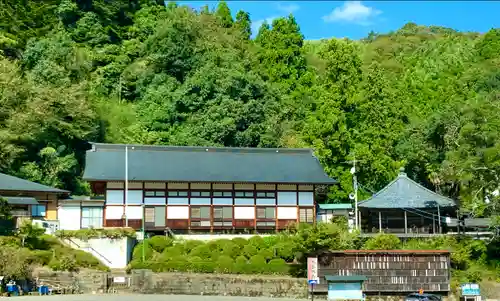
[0,222,108,280]
[1,3,500,218]
[129,223,500,288]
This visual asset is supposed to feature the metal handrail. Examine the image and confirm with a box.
[65,238,113,265]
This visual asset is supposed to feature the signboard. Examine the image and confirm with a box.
[113,277,126,283]
[307,257,320,284]
[461,283,480,296]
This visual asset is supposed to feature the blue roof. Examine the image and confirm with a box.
[83,143,337,184]
[359,169,456,209]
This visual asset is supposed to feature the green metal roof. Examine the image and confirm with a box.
[1,196,39,205]
[318,203,352,210]
[82,143,336,184]
[359,169,456,209]
[324,275,368,282]
[0,173,68,194]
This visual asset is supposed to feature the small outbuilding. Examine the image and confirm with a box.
[324,275,367,300]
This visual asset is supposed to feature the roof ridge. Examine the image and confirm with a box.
[0,172,68,193]
[359,171,455,208]
[89,142,314,154]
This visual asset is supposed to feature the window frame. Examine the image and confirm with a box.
[212,190,233,198]
[256,207,276,220]
[190,206,211,220]
[81,207,103,229]
[213,206,233,220]
[190,191,211,197]
[31,204,46,217]
[144,190,166,197]
[255,191,276,198]
[299,207,314,223]
[234,191,254,198]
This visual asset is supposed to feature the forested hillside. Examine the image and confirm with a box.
[1,0,500,219]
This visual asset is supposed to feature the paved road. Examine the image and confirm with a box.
[13,295,308,301]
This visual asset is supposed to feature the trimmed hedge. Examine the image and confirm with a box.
[55,228,136,240]
[129,236,291,275]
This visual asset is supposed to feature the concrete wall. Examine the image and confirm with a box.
[63,237,135,269]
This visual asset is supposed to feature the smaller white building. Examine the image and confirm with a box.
[57,196,105,230]
[316,203,353,223]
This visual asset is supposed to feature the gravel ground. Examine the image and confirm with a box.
[12,295,309,301]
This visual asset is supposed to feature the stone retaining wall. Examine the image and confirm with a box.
[32,268,500,301]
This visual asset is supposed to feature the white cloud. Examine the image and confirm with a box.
[277,3,300,14]
[251,16,278,35]
[323,1,381,26]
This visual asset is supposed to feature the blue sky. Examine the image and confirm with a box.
[181,1,500,40]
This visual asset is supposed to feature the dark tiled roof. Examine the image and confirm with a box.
[82,143,336,184]
[0,196,39,205]
[0,173,68,194]
[359,169,456,209]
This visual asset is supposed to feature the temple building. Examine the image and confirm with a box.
[80,143,336,234]
[358,168,457,237]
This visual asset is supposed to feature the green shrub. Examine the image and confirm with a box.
[132,241,155,261]
[233,255,248,274]
[59,254,78,272]
[0,236,20,247]
[184,240,205,252]
[147,236,173,253]
[231,237,247,249]
[363,233,401,250]
[221,242,239,258]
[189,244,212,259]
[248,236,266,250]
[164,256,188,272]
[161,244,185,260]
[55,228,136,240]
[243,244,258,258]
[257,248,273,261]
[268,258,289,275]
[189,256,215,273]
[48,258,62,271]
[248,255,267,273]
[73,249,106,269]
[128,259,153,271]
[274,242,295,262]
[215,255,234,273]
[28,250,53,266]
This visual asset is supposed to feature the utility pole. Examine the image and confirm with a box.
[348,155,360,230]
[125,144,128,227]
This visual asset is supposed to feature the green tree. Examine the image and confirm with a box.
[214,0,233,28]
[235,10,251,40]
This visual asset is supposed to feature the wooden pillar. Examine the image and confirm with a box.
[404,210,407,234]
[356,210,361,233]
[432,209,436,234]
[378,211,382,232]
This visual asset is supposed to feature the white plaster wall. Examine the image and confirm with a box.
[106,206,124,219]
[167,206,189,219]
[234,207,255,219]
[125,206,143,219]
[64,237,136,269]
[58,204,81,230]
[277,207,298,219]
